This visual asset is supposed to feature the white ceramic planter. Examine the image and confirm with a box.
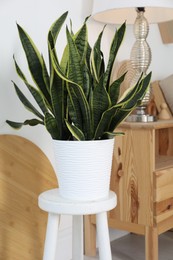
[52,138,115,201]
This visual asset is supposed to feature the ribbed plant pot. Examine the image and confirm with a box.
[52,138,115,201]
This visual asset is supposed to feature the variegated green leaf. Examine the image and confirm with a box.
[109,106,136,131]
[6,119,44,129]
[50,71,68,139]
[101,131,124,140]
[17,24,51,105]
[13,58,50,115]
[109,72,127,105]
[48,11,68,49]
[109,72,152,131]
[44,112,60,139]
[65,120,85,141]
[12,81,44,120]
[74,23,88,64]
[123,72,152,109]
[91,75,111,134]
[66,27,83,86]
[103,22,126,90]
[50,48,92,139]
[94,105,119,139]
[90,28,105,82]
[67,89,83,131]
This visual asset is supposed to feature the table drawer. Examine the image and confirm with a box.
[154,167,173,202]
[154,167,173,223]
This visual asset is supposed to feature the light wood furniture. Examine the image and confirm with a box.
[152,81,173,118]
[85,120,173,260]
[159,20,173,44]
[0,135,57,260]
[39,189,116,260]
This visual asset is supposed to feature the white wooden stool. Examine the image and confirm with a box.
[38,188,116,260]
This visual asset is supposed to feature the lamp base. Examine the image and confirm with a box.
[126,106,156,123]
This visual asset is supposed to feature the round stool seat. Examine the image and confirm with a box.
[38,188,116,215]
[38,189,116,260]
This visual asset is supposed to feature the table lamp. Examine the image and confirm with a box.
[92,0,173,122]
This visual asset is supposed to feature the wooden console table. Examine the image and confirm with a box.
[85,120,173,260]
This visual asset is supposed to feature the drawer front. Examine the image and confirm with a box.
[154,167,173,223]
[154,167,173,202]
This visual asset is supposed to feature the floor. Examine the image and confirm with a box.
[84,231,173,260]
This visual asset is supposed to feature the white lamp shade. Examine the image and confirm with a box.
[92,0,173,24]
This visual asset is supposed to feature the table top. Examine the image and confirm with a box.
[38,189,117,215]
[119,119,173,130]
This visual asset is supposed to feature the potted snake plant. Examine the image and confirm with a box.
[6,11,152,201]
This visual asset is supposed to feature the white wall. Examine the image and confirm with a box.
[1,1,173,259]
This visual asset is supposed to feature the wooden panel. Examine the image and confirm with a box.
[154,197,173,223]
[154,168,173,202]
[0,135,57,260]
[152,81,173,118]
[111,127,155,226]
[159,20,173,44]
[158,215,173,234]
[156,156,173,170]
[158,128,173,156]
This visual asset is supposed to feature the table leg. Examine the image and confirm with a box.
[145,226,158,260]
[84,215,97,256]
[96,212,112,260]
[43,213,60,260]
[72,215,83,260]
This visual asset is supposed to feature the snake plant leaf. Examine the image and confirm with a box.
[44,112,60,140]
[6,119,44,129]
[50,72,67,139]
[103,22,126,90]
[17,24,51,104]
[118,73,143,105]
[101,131,124,140]
[94,71,148,139]
[60,20,88,73]
[117,72,151,109]
[90,28,105,83]
[67,89,83,131]
[50,45,92,139]
[123,72,152,109]
[74,22,88,64]
[24,82,49,115]
[48,12,68,75]
[68,82,92,139]
[91,75,111,134]
[109,106,137,131]
[47,18,70,140]
[41,54,50,91]
[109,72,152,130]
[66,27,83,86]
[66,27,92,138]
[109,72,127,106]
[74,24,91,97]
[81,65,91,99]
[13,55,26,81]
[65,120,85,141]
[12,81,44,120]
[13,58,49,115]
[94,105,119,140]
[48,11,68,49]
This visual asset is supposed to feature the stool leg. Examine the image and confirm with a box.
[72,215,83,260]
[43,213,60,260]
[96,212,112,260]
